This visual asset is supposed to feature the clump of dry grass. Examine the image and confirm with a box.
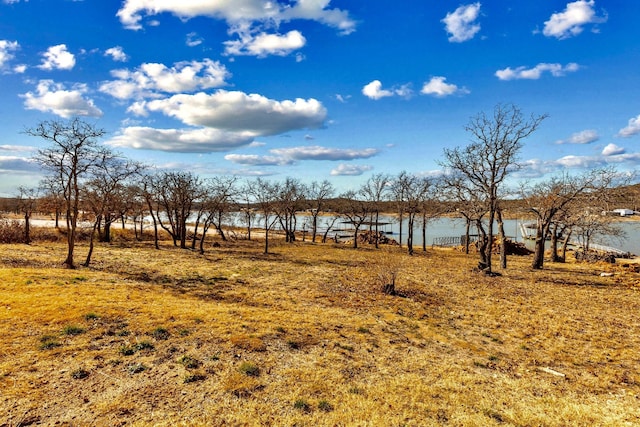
[1,237,639,425]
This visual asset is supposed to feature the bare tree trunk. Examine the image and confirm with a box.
[497,208,507,269]
[550,223,560,262]
[83,216,101,267]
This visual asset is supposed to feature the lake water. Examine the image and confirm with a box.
[306,215,640,255]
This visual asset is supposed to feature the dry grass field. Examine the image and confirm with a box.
[1,232,640,426]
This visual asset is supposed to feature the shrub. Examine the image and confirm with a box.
[318,400,333,412]
[178,355,201,369]
[238,361,260,377]
[126,363,147,374]
[39,335,61,350]
[0,220,25,243]
[293,399,311,413]
[71,369,90,379]
[151,327,170,340]
[62,325,85,336]
[183,373,206,383]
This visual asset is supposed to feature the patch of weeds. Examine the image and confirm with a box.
[39,335,61,350]
[178,328,191,337]
[184,373,207,383]
[348,387,364,395]
[178,355,201,369]
[238,361,260,377]
[194,317,204,324]
[126,363,147,374]
[25,279,33,285]
[109,359,122,367]
[134,340,155,351]
[119,345,136,356]
[151,327,170,340]
[293,399,312,413]
[209,353,220,361]
[357,327,370,334]
[117,329,130,337]
[84,312,100,321]
[488,355,499,362]
[336,343,354,352]
[286,340,300,350]
[72,276,88,283]
[483,408,505,423]
[62,325,85,336]
[71,368,90,379]
[318,400,333,412]
[275,326,286,333]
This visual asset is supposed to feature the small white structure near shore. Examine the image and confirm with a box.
[612,208,635,217]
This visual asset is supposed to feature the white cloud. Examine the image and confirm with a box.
[420,76,469,97]
[13,64,27,73]
[330,164,373,176]
[555,129,599,144]
[99,59,231,100]
[224,154,294,166]
[555,154,603,169]
[442,3,481,43]
[186,32,203,47]
[602,143,625,156]
[224,30,306,57]
[138,90,327,136]
[116,0,356,35]
[38,44,75,70]
[0,156,41,173]
[105,46,128,62]
[617,114,640,138]
[107,127,255,153]
[362,80,393,100]
[21,80,103,118]
[0,40,19,69]
[335,94,351,103]
[0,144,36,153]
[543,0,607,39]
[495,62,579,80]
[270,145,378,161]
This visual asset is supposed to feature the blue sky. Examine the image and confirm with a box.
[1,0,639,196]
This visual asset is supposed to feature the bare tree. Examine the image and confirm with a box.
[274,177,306,243]
[82,158,141,266]
[307,180,335,243]
[248,178,281,254]
[337,190,370,249]
[16,186,38,244]
[523,168,623,268]
[441,104,547,273]
[28,118,108,268]
[155,171,203,249]
[361,173,391,248]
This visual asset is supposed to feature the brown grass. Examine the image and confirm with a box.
[1,236,640,426]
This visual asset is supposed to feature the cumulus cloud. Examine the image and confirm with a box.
[421,76,469,97]
[224,154,295,166]
[362,80,392,100]
[21,80,103,118]
[555,154,604,169]
[555,129,599,144]
[136,90,327,136]
[270,145,378,161]
[99,59,230,100]
[105,46,128,62]
[107,127,255,153]
[442,3,481,43]
[495,62,579,80]
[0,40,19,69]
[617,114,640,138]
[602,143,625,156]
[116,0,356,35]
[0,144,36,153]
[224,30,306,57]
[38,44,75,70]
[330,164,373,176]
[543,0,607,39]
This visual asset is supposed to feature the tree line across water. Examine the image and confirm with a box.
[4,104,637,273]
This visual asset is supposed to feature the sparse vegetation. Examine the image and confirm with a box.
[2,238,640,425]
